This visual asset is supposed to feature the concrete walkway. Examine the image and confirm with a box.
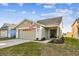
[0,39,33,49]
[34,40,52,43]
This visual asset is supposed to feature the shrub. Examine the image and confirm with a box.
[35,37,46,41]
[40,37,46,41]
[36,38,39,41]
[49,38,64,44]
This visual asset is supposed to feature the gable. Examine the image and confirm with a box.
[16,20,32,29]
[16,20,37,29]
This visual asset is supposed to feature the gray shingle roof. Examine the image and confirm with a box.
[37,17,62,27]
[4,23,17,27]
[1,23,17,29]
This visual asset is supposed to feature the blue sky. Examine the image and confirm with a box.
[0,3,79,33]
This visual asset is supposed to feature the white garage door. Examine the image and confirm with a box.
[1,30,7,37]
[19,29,36,40]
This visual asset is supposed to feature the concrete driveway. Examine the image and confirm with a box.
[0,39,33,49]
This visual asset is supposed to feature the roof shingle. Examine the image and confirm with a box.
[37,17,62,27]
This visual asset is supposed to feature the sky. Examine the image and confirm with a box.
[0,3,79,33]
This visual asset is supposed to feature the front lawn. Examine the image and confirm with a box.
[0,37,79,56]
[0,42,43,56]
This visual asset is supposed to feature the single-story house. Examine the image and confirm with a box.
[15,17,63,40]
[0,23,17,38]
[36,17,63,40]
[72,18,79,39]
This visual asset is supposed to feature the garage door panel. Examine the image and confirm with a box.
[19,29,35,39]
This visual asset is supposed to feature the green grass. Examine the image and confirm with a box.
[0,37,79,56]
[62,37,79,45]
[0,42,43,56]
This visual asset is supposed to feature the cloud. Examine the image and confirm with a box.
[36,3,56,9]
[56,9,73,15]
[18,3,24,7]
[36,3,42,6]
[5,9,16,12]
[21,11,27,14]
[43,3,56,9]
[67,3,72,6]
[1,3,8,6]
[77,8,79,11]
[41,9,73,17]
[31,11,36,14]
[41,13,54,16]
[2,9,16,15]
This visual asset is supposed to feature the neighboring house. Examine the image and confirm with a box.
[0,23,17,38]
[72,18,79,39]
[36,17,63,40]
[15,20,37,40]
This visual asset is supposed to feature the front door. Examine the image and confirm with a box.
[50,29,57,38]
